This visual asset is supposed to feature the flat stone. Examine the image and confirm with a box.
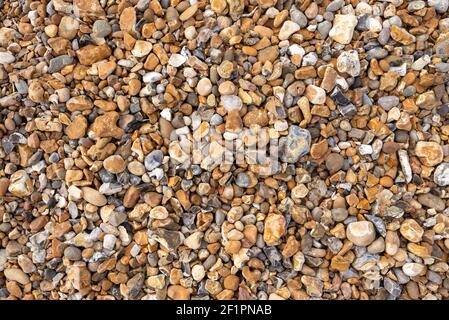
[4,268,30,285]
[66,96,93,112]
[82,187,107,206]
[417,193,445,211]
[103,155,126,174]
[76,44,112,66]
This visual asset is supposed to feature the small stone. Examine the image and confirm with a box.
[17,255,35,274]
[305,85,326,105]
[310,140,328,159]
[184,231,203,250]
[390,25,416,45]
[378,96,400,111]
[196,78,212,96]
[329,14,358,45]
[279,21,300,40]
[417,193,445,212]
[221,95,242,112]
[59,16,79,40]
[346,221,376,247]
[168,54,187,67]
[103,155,126,174]
[169,142,190,163]
[152,229,184,251]
[74,0,105,18]
[434,162,449,186]
[191,264,205,282]
[280,126,311,163]
[217,60,234,79]
[28,80,45,103]
[65,115,88,140]
[145,150,164,171]
[4,268,30,285]
[76,44,112,66]
[359,144,373,155]
[93,20,112,37]
[149,206,169,219]
[415,141,443,167]
[48,55,74,73]
[0,51,15,64]
[167,285,191,300]
[331,208,348,222]
[131,40,152,58]
[179,4,198,21]
[90,111,125,139]
[64,246,82,261]
[325,153,344,173]
[321,67,337,92]
[337,50,360,77]
[400,219,424,243]
[82,187,107,206]
[120,7,136,33]
[103,234,116,250]
[263,213,286,246]
[143,72,163,83]
[67,96,93,112]
[8,170,33,197]
[402,263,425,277]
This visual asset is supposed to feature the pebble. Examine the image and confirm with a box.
[415,142,444,166]
[400,219,424,243]
[279,21,300,40]
[434,162,449,186]
[280,126,311,163]
[103,155,126,174]
[82,187,107,206]
[8,170,33,197]
[337,50,361,77]
[329,14,358,44]
[4,268,30,285]
[168,54,187,67]
[0,52,15,64]
[346,221,376,246]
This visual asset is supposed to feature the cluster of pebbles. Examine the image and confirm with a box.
[1,0,449,300]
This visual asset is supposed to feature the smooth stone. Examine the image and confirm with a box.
[93,20,112,37]
[402,263,425,277]
[0,51,15,64]
[82,187,107,206]
[4,268,30,285]
[346,221,376,246]
[417,193,445,211]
